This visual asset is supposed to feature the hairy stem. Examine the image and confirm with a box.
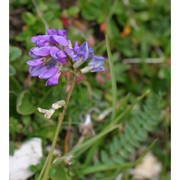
[39,76,76,180]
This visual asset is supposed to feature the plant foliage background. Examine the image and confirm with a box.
[10,0,170,179]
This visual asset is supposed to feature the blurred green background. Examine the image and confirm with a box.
[10,0,170,179]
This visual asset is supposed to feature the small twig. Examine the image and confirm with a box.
[31,0,49,31]
[122,58,164,64]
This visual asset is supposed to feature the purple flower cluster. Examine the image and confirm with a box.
[27,29,105,86]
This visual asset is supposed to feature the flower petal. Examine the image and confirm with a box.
[31,35,50,46]
[50,47,67,63]
[56,50,66,59]
[88,56,105,72]
[31,46,51,56]
[27,58,43,66]
[29,50,40,58]
[91,66,105,72]
[29,66,47,76]
[50,46,59,55]
[38,67,58,79]
[57,30,67,38]
[52,35,69,46]
[47,29,57,35]
[88,48,94,58]
[80,42,89,60]
[45,72,61,86]
[65,48,80,61]
[73,42,79,51]
[56,58,66,64]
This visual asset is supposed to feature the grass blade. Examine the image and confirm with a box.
[106,34,117,119]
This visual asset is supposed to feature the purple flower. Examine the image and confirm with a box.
[47,29,67,37]
[29,46,52,57]
[47,29,69,46]
[50,46,67,64]
[31,29,69,47]
[27,28,70,86]
[27,57,62,86]
[80,56,105,73]
[31,35,50,47]
[45,71,61,86]
[27,28,106,86]
[88,56,105,72]
[65,41,89,61]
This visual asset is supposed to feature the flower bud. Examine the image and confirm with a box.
[37,107,49,113]
[44,108,55,119]
[52,100,66,110]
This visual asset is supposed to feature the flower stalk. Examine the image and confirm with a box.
[39,75,76,180]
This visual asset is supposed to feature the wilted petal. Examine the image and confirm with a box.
[27,58,43,66]
[46,72,61,86]
[39,67,58,79]
[31,46,51,56]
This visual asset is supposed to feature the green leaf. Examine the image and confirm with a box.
[29,165,39,173]
[10,76,22,93]
[9,65,16,76]
[22,12,36,25]
[49,164,71,180]
[10,46,22,62]
[16,90,36,115]
[66,6,80,17]
[80,139,158,175]
[100,150,109,163]
[112,154,124,164]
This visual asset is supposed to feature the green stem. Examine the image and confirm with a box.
[39,76,76,180]
[38,155,49,180]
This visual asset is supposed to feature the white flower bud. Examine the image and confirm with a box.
[52,100,66,110]
[37,107,49,113]
[44,108,55,119]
